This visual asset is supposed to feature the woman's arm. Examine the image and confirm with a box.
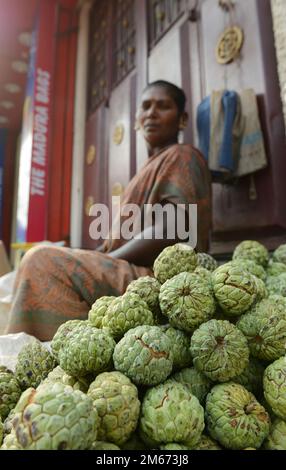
[107,205,189,266]
[107,226,173,266]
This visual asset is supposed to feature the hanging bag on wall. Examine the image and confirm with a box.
[234,88,267,177]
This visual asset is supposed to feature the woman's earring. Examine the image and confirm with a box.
[179,120,187,130]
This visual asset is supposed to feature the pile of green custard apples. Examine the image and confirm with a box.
[1,241,286,450]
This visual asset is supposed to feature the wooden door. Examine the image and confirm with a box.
[82,0,137,249]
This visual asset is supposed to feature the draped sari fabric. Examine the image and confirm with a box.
[6,144,211,340]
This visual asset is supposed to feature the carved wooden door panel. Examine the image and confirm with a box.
[107,0,137,219]
[82,0,137,248]
[82,1,109,249]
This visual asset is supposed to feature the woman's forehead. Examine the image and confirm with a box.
[141,86,174,102]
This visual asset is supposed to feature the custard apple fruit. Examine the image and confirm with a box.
[44,366,92,393]
[11,382,98,449]
[126,276,162,319]
[159,272,216,333]
[159,325,192,370]
[236,305,286,361]
[212,262,257,316]
[273,244,286,265]
[266,261,286,277]
[58,323,115,377]
[232,259,267,281]
[197,253,218,271]
[140,382,204,447]
[50,319,85,360]
[232,240,269,267]
[113,325,173,386]
[166,367,212,404]
[263,418,286,450]
[153,243,197,284]
[15,340,56,390]
[0,368,22,421]
[205,382,270,449]
[266,272,286,297]
[87,371,140,446]
[263,357,286,420]
[190,319,249,382]
[101,292,154,338]
[88,296,116,328]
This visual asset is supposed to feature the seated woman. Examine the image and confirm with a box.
[5,80,212,341]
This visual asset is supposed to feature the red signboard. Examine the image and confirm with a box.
[26,1,56,242]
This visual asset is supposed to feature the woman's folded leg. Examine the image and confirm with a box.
[5,245,152,341]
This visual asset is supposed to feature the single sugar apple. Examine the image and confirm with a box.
[273,244,286,265]
[0,368,22,421]
[44,366,92,393]
[15,340,56,390]
[197,252,218,271]
[50,319,85,360]
[88,296,116,328]
[266,260,286,277]
[236,304,286,362]
[113,325,173,386]
[266,272,286,297]
[211,262,257,316]
[166,367,212,404]
[153,243,197,284]
[263,357,286,420]
[205,382,270,449]
[231,259,266,281]
[11,382,98,450]
[126,276,162,320]
[87,371,140,446]
[140,382,204,447]
[190,319,249,382]
[232,240,269,267]
[263,418,286,450]
[58,323,115,377]
[232,358,264,398]
[90,441,121,450]
[101,292,154,339]
[159,325,192,371]
[159,272,216,333]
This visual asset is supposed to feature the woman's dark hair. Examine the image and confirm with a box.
[143,80,187,115]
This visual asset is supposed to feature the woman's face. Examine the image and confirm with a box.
[137,86,181,150]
